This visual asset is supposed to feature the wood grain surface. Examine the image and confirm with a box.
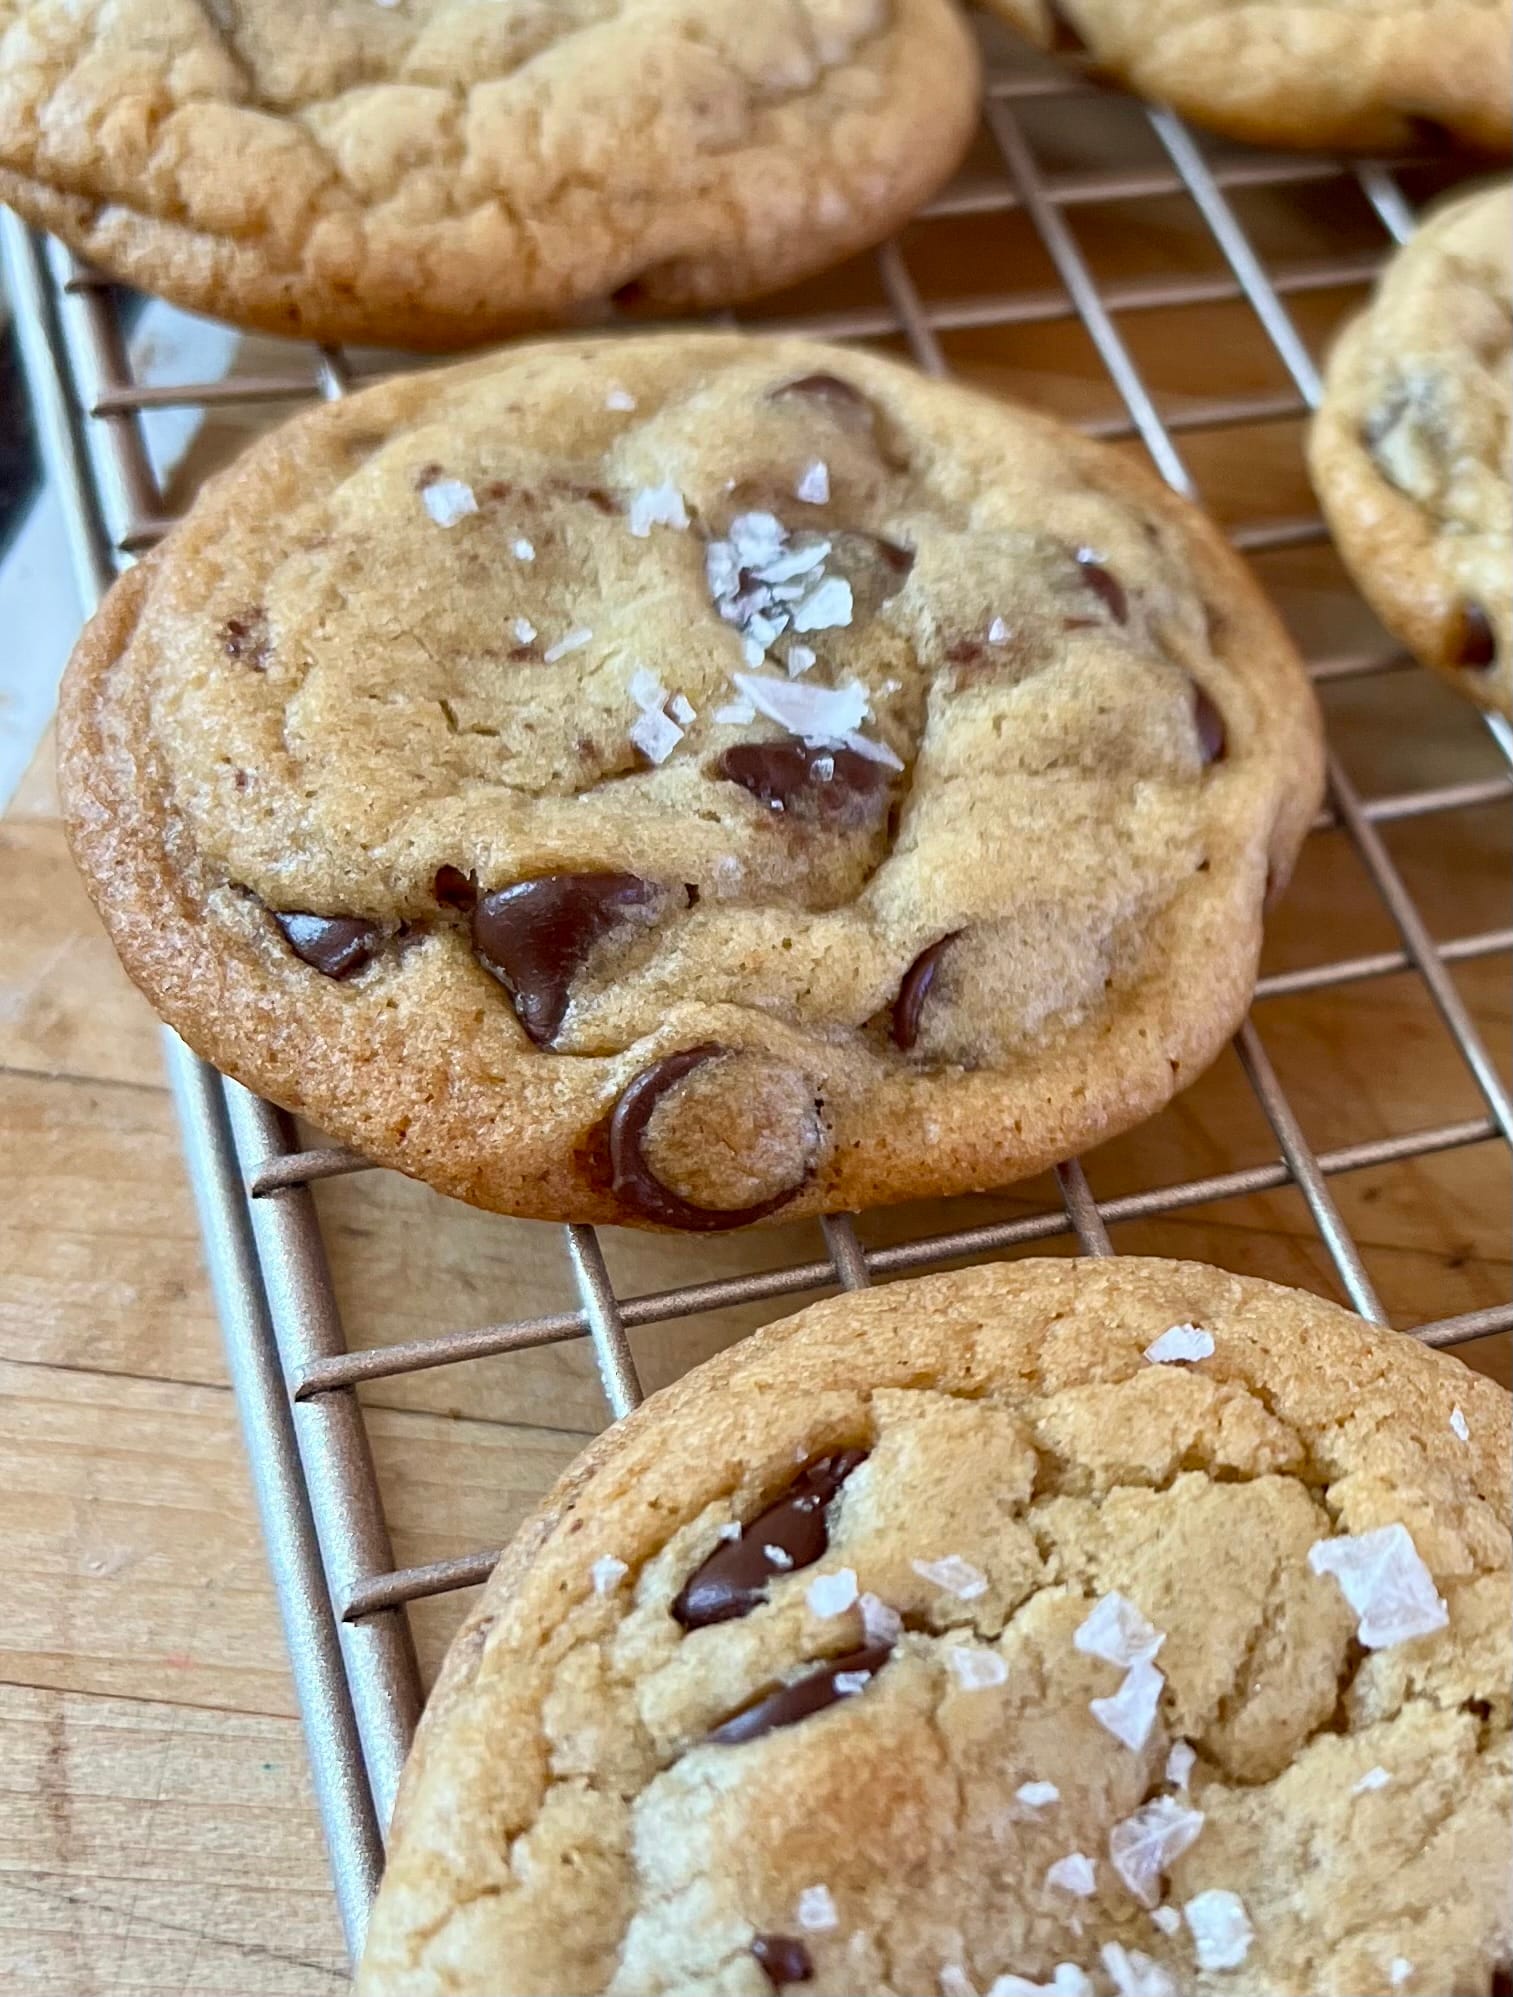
[3,76,1509,1992]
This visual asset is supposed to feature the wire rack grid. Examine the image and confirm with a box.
[5,32,1511,1968]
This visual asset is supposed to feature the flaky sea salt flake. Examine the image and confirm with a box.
[797,1884,839,1932]
[1016,1780,1060,1808]
[838,729,905,770]
[796,458,831,504]
[807,1567,859,1618]
[987,617,1011,645]
[832,1668,874,1696]
[1389,1960,1412,1988]
[939,1968,977,1997]
[629,708,683,765]
[858,1592,903,1644]
[1143,1323,1214,1365]
[713,698,757,726]
[628,666,666,711]
[512,537,535,561]
[1045,1853,1097,1897]
[787,643,818,677]
[911,1554,989,1600]
[948,1646,1009,1691]
[1308,1524,1448,1649]
[989,1970,1095,1997]
[764,1544,795,1571]
[717,1521,743,1541]
[791,574,854,633]
[752,538,830,586]
[1108,1797,1204,1907]
[605,385,637,411]
[1353,1765,1391,1794]
[1075,1593,1164,1667]
[1150,1908,1182,1937]
[420,478,477,527]
[668,692,696,725]
[628,483,689,537]
[590,1554,628,1596]
[1165,1741,1196,1789]
[732,672,869,745]
[1184,1890,1252,1971]
[1092,1657,1164,1751]
[512,617,537,645]
[1100,1943,1177,1997]
[544,628,593,664]
[1450,1405,1470,1442]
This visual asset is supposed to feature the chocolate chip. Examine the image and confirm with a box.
[1454,602,1497,669]
[706,1643,893,1746]
[671,1451,868,1629]
[433,865,476,912]
[274,912,381,980]
[1075,551,1129,624]
[715,743,893,824]
[1193,685,1227,764]
[221,610,269,668]
[473,873,657,1046]
[752,1936,815,1988]
[771,374,876,431]
[1490,1968,1513,1997]
[893,934,961,1051]
[607,1045,809,1229]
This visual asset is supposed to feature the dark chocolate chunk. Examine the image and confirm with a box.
[707,1643,893,1746]
[893,933,961,1051]
[1075,550,1129,624]
[1454,602,1498,669]
[1193,685,1227,764]
[715,743,893,824]
[473,873,657,1046]
[771,373,876,431]
[751,1936,815,1988]
[433,865,476,912]
[1489,1968,1512,1997]
[607,1045,808,1230]
[671,1451,868,1629]
[275,912,381,980]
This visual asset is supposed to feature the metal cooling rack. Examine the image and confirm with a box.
[6,32,1512,1968]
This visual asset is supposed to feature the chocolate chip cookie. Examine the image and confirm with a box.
[0,0,978,350]
[356,1257,1513,1996]
[1309,182,1511,718]
[980,0,1512,152]
[60,333,1322,1230]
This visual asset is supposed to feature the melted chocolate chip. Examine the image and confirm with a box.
[715,743,893,824]
[1454,602,1498,669]
[752,1936,815,1988]
[1490,1969,1512,1997]
[608,1045,809,1230]
[672,1451,868,1629]
[893,933,961,1051]
[433,865,477,912]
[1045,0,1089,49]
[473,873,657,1046]
[771,374,876,430]
[707,1644,893,1746]
[1193,685,1227,764]
[274,912,381,980]
[1075,551,1129,624]
[221,610,269,668]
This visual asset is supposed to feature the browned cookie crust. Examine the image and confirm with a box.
[0,0,979,350]
[59,334,1322,1231]
[978,0,1512,153]
[1309,181,1512,719]
[356,1257,1513,1996]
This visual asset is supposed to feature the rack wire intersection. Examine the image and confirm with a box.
[6,31,1510,1965]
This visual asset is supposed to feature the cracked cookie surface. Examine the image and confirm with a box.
[59,333,1322,1229]
[979,0,1512,151]
[356,1257,1512,1996]
[0,0,978,349]
[1309,181,1512,718]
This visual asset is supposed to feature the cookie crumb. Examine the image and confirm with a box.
[1143,1323,1214,1364]
[911,1554,989,1600]
[1308,1524,1449,1648]
[1184,1889,1252,1971]
[420,478,477,527]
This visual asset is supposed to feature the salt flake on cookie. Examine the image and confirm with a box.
[1308,1523,1448,1648]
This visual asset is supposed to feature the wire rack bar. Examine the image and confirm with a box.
[7,32,1509,1969]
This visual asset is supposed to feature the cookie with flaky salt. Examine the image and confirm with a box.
[60,334,1321,1229]
[356,1257,1512,1994]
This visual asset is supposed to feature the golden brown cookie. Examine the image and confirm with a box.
[0,0,978,350]
[356,1256,1513,1996]
[59,333,1322,1230]
[978,0,1512,152]
[1309,181,1512,718]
